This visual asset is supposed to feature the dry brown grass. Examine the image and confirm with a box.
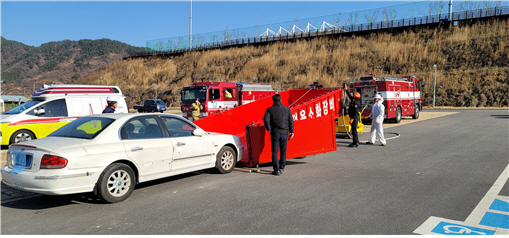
[76,19,509,108]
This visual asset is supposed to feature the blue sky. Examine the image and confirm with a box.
[1,1,419,47]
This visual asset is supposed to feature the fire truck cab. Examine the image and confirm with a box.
[181,82,275,120]
[348,75,424,123]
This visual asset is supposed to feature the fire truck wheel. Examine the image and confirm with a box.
[412,105,420,119]
[216,146,236,174]
[395,107,402,123]
[10,130,36,145]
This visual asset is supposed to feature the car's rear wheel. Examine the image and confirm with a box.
[10,130,35,144]
[97,163,136,203]
[216,146,236,174]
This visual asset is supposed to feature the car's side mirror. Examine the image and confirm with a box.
[35,108,45,116]
[193,128,206,136]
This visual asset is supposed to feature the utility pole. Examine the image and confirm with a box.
[433,64,437,108]
[153,83,158,99]
[189,0,192,50]
[449,0,453,20]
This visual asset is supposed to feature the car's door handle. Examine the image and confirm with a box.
[176,142,186,146]
[131,147,143,151]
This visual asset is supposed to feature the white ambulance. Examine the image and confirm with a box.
[1,84,128,145]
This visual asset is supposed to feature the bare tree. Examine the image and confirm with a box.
[382,8,388,23]
[364,10,380,25]
[210,35,216,46]
[167,39,174,51]
[335,12,341,27]
[178,37,184,50]
[428,1,437,18]
[157,41,163,52]
[195,35,203,48]
[483,0,504,15]
[223,27,231,42]
[439,0,446,17]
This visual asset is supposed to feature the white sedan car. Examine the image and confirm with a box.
[1,113,243,203]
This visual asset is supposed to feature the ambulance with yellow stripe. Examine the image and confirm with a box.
[1,84,128,145]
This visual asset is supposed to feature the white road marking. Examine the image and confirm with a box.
[465,164,509,224]
[414,164,509,235]
[414,216,501,235]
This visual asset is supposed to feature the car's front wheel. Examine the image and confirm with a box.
[97,163,136,203]
[216,146,236,174]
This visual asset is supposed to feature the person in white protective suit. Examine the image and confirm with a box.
[366,94,386,146]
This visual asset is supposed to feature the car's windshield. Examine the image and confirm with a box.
[155,99,165,105]
[182,87,207,104]
[49,117,115,139]
[2,100,43,115]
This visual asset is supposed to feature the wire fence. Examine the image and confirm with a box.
[141,0,509,55]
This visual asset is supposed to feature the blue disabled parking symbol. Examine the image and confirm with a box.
[431,221,495,235]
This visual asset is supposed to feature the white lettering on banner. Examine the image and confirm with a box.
[308,106,314,118]
[300,110,307,120]
[315,103,322,117]
[293,96,336,122]
[323,100,329,115]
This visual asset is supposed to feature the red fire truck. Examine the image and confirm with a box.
[348,75,425,123]
[181,82,276,120]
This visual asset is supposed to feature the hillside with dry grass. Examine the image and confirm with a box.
[75,19,509,108]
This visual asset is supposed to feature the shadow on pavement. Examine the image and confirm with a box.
[1,193,95,210]
[490,115,509,119]
[1,171,209,209]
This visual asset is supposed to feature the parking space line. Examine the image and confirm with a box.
[414,164,509,235]
[465,164,509,224]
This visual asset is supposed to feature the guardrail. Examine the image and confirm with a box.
[126,5,509,59]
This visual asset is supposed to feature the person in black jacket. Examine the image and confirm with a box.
[263,94,294,176]
[344,83,361,148]
[103,95,117,113]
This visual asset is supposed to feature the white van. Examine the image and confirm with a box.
[1,84,128,145]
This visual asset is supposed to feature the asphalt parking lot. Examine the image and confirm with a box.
[1,109,508,235]
[0,110,456,203]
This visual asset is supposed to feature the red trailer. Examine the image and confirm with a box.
[194,87,343,167]
[180,82,276,120]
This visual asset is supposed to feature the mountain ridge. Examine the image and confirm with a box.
[1,37,144,95]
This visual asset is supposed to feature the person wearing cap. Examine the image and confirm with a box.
[367,94,386,146]
[343,83,361,148]
[103,95,117,113]
[191,98,203,121]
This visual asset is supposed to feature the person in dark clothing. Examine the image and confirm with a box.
[103,95,117,113]
[263,94,294,176]
[344,83,361,148]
